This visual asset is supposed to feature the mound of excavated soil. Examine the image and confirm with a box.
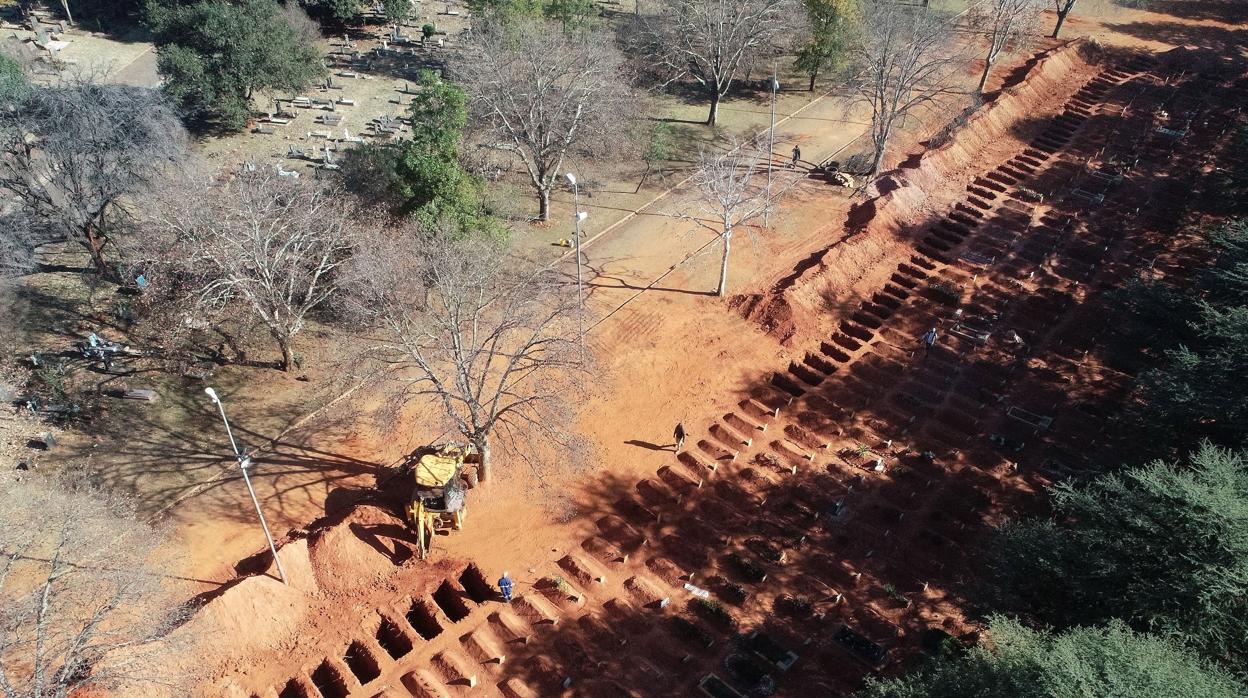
[125,501,464,697]
[739,40,1102,345]
[307,504,413,595]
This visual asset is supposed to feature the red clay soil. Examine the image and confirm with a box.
[148,503,468,696]
[735,40,1105,346]
[121,40,1247,698]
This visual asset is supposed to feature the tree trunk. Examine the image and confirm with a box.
[1052,7,1072,38]
[706,91,721,127]
[808,73,817,92]
[717,228,732,297]
[978,57,994,93]
[60,0,72,23]
[537,187,551,221]
[274,333,293,371]
[81,222,117,282]
[868,143,886,176]
[471,433,492,483]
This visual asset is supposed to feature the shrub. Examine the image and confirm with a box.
[691,598,738,629]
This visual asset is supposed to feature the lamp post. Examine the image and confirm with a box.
[565,173,589,357]
[204,387,288,584]
[565,173,587,310]
[765,69,780,227]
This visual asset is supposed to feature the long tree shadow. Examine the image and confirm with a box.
[1143,0,1248,23]
[50,380,385,524]
[1105,20,1248,53]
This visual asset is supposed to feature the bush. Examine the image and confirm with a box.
[725,552,767,583]
[721,582,749,605]
[671,616,715,648]
[691,598,738,630]
[860,618,1246,697]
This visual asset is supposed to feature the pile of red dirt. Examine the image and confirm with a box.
[129,501,463,697]
[737,40,1102,345]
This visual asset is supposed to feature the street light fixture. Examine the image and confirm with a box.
[204,387,288,584]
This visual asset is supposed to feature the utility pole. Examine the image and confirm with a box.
[204,387,288,584]
[764,66,780,227]
[565,173,588,355]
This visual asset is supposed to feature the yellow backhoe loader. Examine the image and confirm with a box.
[401,443,476,559]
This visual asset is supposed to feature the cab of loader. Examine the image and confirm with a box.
[411,444,471,513]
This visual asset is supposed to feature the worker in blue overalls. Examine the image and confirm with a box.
[498,571,514,602]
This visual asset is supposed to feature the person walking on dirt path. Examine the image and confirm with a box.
[673,423,686,452]
[791,145,801,169]
[498,571,514,602]
[922,327,938,355]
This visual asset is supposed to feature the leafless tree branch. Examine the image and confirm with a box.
[344,227,587,483]
[0,473,193,698]
[971,0,1044,93]
[0,71,187,281]
[848,1,963,176]
[628,0,803,126]
[454,19,637,221]
[142,169,366,371]
[688,137,774,297]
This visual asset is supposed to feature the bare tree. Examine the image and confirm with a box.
[972,0,1044,93]
[145,170,362,371]
[455,19,634,221]
[347,229,584,483]
[0,473,190,697]
[849,1,961,176]
[1051,0,1077,38]
[639,0,801,126]
[0,209,40,279]
[689,138,771,297]
[0,74,187,281]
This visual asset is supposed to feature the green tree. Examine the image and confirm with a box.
[391,70,468,223]
[383,0,412,23]
[154,0,324,132]
[860,618,1246,698]
[1135,303,1248,448]
[1132,219,1248,450]
[984,444,1248,672]
[641,120,674,185]
[407,70,467,161]
[467,0,539,20]
[340,70,495,234]
[794,0,859,91]
[300,0,362,22]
